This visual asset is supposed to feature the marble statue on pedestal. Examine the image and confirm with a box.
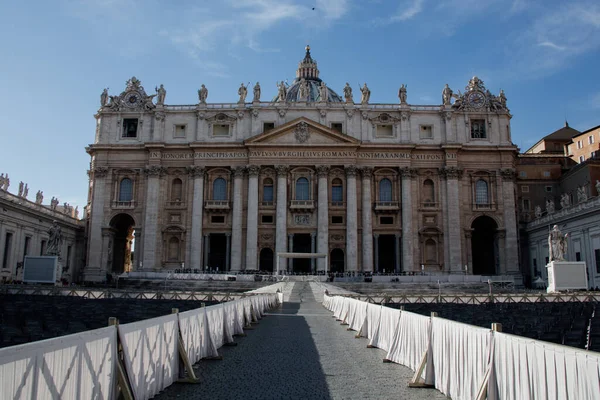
[155,84,166,105]
[18,181,24,197]
[398,84,407,104]
[276,81,287,102]
[36,190,43,204]
[577,186,588,203]
[343,83,353,103]
[560,193,570,209]
[548,225,568,262]
[360,83,370,104]
[442,84,453,105]
[46,221,63,257]
[534,205,542,219]
[238,83,247,103]
[253,82,261,102]
[23,184,28,199]
[546,198,555,214]
[198,85,208,103]
[100,88,108,107]
[319,81,328,102]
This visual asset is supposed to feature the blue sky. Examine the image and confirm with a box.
[1,0,599,213]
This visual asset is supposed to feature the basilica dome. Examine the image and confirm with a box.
[274,46,343,103]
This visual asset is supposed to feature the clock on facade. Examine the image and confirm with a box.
[467,91,486,109]
[124,92,140,108]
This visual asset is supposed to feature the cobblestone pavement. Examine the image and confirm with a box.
[156,282,449,400]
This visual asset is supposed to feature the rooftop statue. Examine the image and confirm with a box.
[298,78,309,101]
[534,205,542,219]
[577,186,588,203]
[343,83,353,103]
[238,83,248,103]
[198,84,208,103]
[155,84,166,105]
[319,81,328,102]
[276,81,287,102]
[546,198,555,214]
[18,181,24,197]
[253,82,261,102]
[36,190,43,204]
[560,193,570,209]
[398,84,407,104]
[442,84,453,105]
[360,83,370,104]
[23,183,28,199]
[548,225,568,262]
[100,88,108,107]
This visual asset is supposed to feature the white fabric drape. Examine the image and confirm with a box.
[368,306,401,352]
[364,303,382,340]
[386,311,430,371]
[178,307,214,364]
[0,326,117,400]
[118,314,179,400]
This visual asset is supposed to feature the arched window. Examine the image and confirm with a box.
[296,177,310,200]
[263,178,273,202]
[475,179,489,204]
[119,178,133,202]
[171,178,182,201]
[423,179,434,204]
[213,178,227,200]
[168,237,180,261]
[331,178,343,203]
[379,178,392,202]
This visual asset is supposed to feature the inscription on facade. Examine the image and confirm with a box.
[151,151,457,160]
[294,215,311,225]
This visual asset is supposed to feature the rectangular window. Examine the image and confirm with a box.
[261,215,273,224]
[211,216,225,224]
[380,216,394,225]
[2,232,13,269]
[589,135,595,144]
[174,124,186,138]
[576,252,581,262]
[578,140,583,149]
[263,122,275,132]
[595,249,600,274]
[543,171,550,177]
[521,185,529,193]
[23,236,31,261]
[523,199,530,211]
[331,123,343,133]
[331,216,343,224]
[122,119,138,138]
[419,125,433,139]
[331,186,343,203]
[579,155,585,163]
[263,185,273,202]
[470,119,486,139]
[66,245,72,268]
[40,240,47,256]
[376,125,393,138]
[519,171,527,178]
[213,124,230,136]
[545,186,553,192]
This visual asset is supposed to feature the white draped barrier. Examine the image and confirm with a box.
[0,326,117,400]
[322,294,600,400]
[0,293,278,400]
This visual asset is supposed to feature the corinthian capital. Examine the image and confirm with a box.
[400,167,417,178]
[316,165,330,177]
[246,165,261,177]
[232,166,245,177]
[274,165,289,176]
[500,168,516,181]
[144,165,167,176]
[92,166,109,178]
[345,165,358,177]
[361,166,373,179]
[186,165,206,178]
[439,166,463,179]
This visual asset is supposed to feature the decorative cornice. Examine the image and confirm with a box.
[316,165,330,177]
[143,165,167,176]
[186,166,206,178]
[246,165,261,177]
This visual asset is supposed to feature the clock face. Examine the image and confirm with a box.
[124,92,140,108]
[467,91,485,108]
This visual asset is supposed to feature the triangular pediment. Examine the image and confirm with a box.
[245,117,360,146]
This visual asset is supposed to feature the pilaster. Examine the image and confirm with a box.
[230,166,244,271]
[84,166,109,281]
[187,166,205,269]
[275,165,289,273]
[316,165,329,271]
[245,165,260,271]
[361,167,373,272]
[401,167,417,271]
[142,165,166,270]
[345,165,358,272]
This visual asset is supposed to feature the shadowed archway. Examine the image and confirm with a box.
[471,216,498,275]
[109,213,135,274]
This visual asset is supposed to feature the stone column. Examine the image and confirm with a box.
[310,232,316,273]
[401,167,415,272]
[187,166,205,269]
[464,230,472,273]
[288,234,294,272]
[275,165,289,273]
[203,234,210,270]
[374,234,379,272]
[85,166,109,281]
[131,228,142,271]
[245,166,260,271]
[316,166,330,271]
[496,231,506,274]
[230,167,244,271]
[361,167,374,272]
[142,165,165,270]
[345,166,358,272]
[395,233,401,273]
[501,169,519,274]
[441,167,463,271]
[225,233,231,271]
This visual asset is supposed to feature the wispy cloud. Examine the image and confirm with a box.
[391,0,424,22]
[591,92,600,109]
[538,41,566,51]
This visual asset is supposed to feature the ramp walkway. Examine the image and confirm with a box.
[156,282,446,400]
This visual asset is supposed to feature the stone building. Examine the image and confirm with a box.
[0,182,85,282]
[566,124,600,164]
[84,46,519,282]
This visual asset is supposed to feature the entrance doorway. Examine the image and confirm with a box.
[471,216,497,275]
[208,233,227,271]
[330,248,344,273]
[259,248,274,272]
[292,234,311,273]
[377,235,396,273]
[109,214,135,273]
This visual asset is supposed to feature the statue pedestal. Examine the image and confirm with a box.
[546,261,587,293]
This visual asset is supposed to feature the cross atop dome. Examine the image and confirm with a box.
[297,44,320,81]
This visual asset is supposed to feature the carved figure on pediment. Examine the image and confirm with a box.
[442,84,453,105]
[18,181,24,197]
[253,82,261,102]
[319,81,328,102]
[545,198,555,214]
[560,193,570,209]
[23,184,28,199]
[548,225,568,262]
[126,76,142,91]
[100,88,108,107]
[577,185,588,203]
[46,221,63,257]
[398,84,407,104]
[155,84,166,105]
[534,205,542,219]
[198,84,208,103]
[343,83,353,103]
[238,83,248,103]
[276,81,287,102]
[294,122,310,143]
[360,83,370,105]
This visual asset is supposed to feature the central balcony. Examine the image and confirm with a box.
[111,201,136,209]
[290,200,315,211]
[204,200,230,211]
[374,201,399,212]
